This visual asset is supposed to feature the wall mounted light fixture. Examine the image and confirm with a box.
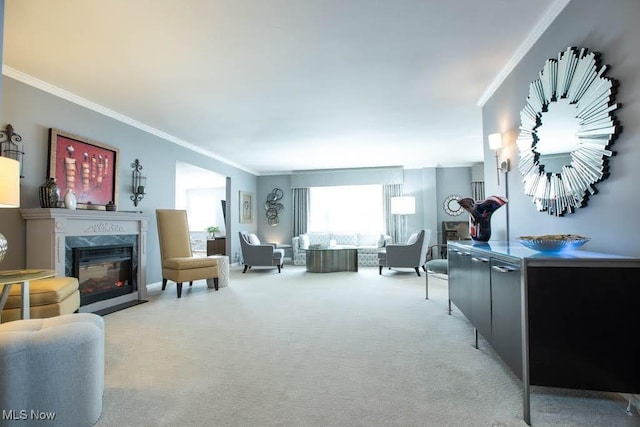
[488,133,510,186]
[0,124,25,178]
[130,159,147,206]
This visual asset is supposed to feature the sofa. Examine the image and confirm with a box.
[292,232,392,267]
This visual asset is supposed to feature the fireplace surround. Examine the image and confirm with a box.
[20,209,147,313]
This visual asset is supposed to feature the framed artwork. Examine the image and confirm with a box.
[48,128,119,210]
[239,191,253,223]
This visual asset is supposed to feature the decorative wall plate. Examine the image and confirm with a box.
[443,194,464,216]
[517,46,622,216]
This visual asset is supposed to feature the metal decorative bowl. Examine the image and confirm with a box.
[516,235,591,252]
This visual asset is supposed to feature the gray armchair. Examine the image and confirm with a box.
[239,232,285,273]
[378,229,430,276]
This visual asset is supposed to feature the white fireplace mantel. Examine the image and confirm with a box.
[20,208,149,311]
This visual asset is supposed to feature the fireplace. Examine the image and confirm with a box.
[73,244,135,306]
[20,209,148,314]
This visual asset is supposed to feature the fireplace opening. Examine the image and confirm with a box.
[73,244,134,306]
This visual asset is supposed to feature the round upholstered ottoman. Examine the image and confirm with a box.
[0,313,104,427]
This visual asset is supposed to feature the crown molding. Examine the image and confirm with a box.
[2,65,258,175]
[476,0,572,107]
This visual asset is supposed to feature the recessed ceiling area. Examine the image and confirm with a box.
[3,0,563,174]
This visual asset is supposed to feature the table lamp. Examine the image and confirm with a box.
[0,157,20,263]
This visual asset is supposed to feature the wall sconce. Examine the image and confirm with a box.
[130,159,147,207]
[488,133,510,186]
[0,124,25,178]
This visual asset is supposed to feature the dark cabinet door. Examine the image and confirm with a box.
[449,248,472,319]
[471,255,491,341]
[447,247,461,305]
[490,259,522,379]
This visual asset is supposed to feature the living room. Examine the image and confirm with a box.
[1,0,640,425]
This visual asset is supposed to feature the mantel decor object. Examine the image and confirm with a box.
[517,46,622,216]
[64,188,77,210]
[459,196,507,242]
[39,177,60,208]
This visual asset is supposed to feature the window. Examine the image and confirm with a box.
[309,185,383,233]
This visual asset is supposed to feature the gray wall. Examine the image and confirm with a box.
[482,0,640,256]
[0,77,258,282]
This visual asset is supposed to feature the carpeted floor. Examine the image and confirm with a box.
[94,265,638,426]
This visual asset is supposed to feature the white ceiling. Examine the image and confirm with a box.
[3,0,564,175]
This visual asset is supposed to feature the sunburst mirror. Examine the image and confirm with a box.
[516,46,622,216]
[443,194,464,216]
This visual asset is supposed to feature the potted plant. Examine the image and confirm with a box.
[206,226,220,239]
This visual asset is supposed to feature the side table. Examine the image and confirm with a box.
[0,269,56,321]
[207,255,229,288]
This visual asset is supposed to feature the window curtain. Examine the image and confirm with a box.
[383,184,403,243]
[471,181,485,202]
[292,188,310,237]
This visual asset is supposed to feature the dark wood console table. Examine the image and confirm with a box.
[447,240,640,425]
[207,238,226,256]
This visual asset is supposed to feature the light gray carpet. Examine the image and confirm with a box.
[94,266,638,426]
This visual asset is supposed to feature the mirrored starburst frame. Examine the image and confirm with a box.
[516,47,622,216]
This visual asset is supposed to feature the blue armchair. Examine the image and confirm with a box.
[378,229,430,276]
[239,232,285,273]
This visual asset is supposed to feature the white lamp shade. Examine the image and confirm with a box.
[391,196,415,215]
[0,157,20,208]
[488,133,503,150]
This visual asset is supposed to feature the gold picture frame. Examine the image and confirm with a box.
[48,128,119,210]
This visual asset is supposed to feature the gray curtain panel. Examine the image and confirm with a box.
[292,187,310,237]
[471,181,485,202]
[383,184,403,243]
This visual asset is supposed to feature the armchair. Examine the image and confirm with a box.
[378,229,430,277]
[239,232,285,273]
[156,209,219,298]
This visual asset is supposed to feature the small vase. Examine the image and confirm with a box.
[64,189,77,210]
[458,196,507,242]
[39,178,60,208]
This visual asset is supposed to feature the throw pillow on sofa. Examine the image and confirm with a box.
[377,234,386,248]
[248,233,261,245]
[299,234,310,248]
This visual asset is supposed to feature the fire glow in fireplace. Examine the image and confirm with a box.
[73,244,134,306]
